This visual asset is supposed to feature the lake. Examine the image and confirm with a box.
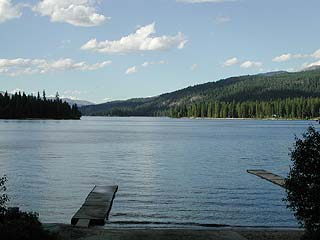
[0,117,315,228]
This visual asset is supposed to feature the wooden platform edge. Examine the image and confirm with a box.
[247,169,286,188]
[71,185,118,228]
[75,219,90,228]
[105,185,118,221]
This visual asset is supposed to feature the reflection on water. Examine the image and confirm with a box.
[0,117,314,227]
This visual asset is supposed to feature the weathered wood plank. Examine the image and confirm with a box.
[71,185,118,227]
[75,219,90,228]
[247,169,286,188]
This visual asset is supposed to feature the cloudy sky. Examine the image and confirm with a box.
[1,0,320,103]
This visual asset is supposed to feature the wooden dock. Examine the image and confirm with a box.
[71,185,118,227]
[247,169,286,188]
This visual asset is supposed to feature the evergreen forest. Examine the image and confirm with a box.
[0,91,81,119]
[80,70,320,120]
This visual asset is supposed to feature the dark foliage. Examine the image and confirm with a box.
[0,211,58,240]
[0,176,58,240]
[0,91,81,120]
[0,176,8,215]
[285,126,320,239]
[80,70,320,119]
[165,98,320,119]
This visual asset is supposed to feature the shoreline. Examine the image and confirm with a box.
[44,224,304,240]
[183,117,317,121]
[82,115,319,121]
[0,118,81,120]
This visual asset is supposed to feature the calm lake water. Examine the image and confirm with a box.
[0,117,316,228]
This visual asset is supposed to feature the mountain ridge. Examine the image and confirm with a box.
[80,69,320,117]
[80,69,320,119]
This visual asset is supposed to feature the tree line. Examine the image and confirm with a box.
[0,91,81,119]
[163,97,320,119]
[80,70,320,118]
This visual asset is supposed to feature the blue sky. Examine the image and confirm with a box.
[1,0,320,103]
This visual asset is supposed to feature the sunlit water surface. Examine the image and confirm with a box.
[0,117,315,228]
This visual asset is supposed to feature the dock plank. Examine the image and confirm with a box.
[71,185,118,227]
[75,219,90,228]
[247,169,286,188]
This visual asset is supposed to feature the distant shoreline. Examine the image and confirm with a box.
[82,115,319,121]
[185,117,318,121]
[1,115,316,121]
[0,118,81,120]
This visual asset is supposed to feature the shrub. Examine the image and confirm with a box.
[0,175,58,240]
[285,126,320,239]
[0,176,8,215]
[0,211,58,240]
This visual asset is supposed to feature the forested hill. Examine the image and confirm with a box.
[80,69,320,119]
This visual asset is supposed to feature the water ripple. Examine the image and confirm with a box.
[0,117,312,227]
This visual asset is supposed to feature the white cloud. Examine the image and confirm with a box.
[302,60,320,69]
[272,53,292,62]
[271,48,320,63]
[63,90,87,95]
[223,57,238,67]
[240,60,262,68]
[125,60,166,74]
[61,95,78,100]
[293,53,309,59]
[102,97,112,102]
[125,66,137,75]
[190,64,198,71]
[141,62,150,67]
[177,39,187,49]
[311,49,320,59]
[215,16,231,23]
[272,53,309,62]
[32,0,108,27]
[0,58,111,76]
[0,0,22,23]
[81,23,187,54]
[177,0,236,3]
[141,60,166,68]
